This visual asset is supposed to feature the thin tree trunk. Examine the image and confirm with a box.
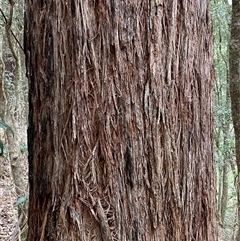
[25,1,217,240]
[5,1,28,240]
[218,165,223,223]
[221,162,228,225]
[0,29,6,121]
[220,112,231,226]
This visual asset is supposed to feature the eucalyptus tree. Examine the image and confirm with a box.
[0,0,28,240]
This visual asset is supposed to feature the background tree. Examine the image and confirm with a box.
[211,1,237,239]
[0,0,28,240]
[229,0,240,240]
[25,1,216,240]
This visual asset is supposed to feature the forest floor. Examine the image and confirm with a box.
[0,156,18,240]
[0,155,28,241]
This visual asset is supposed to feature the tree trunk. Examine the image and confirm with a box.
[0,27,6,121]
[220,162,228,225]
[25,1,217,240]
[229,1,240,240]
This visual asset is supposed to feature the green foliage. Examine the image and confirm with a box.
[0,120,14,136]
[20,144,28,154]
[211,0,238,239]
[14,194,29,206]
[0,120,14,156]
[0,139,3,156]
[211,0,233,164]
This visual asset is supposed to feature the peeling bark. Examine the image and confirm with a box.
[25,1,217,240]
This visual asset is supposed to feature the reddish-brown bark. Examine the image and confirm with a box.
[25,1,216,240]
[229,0,240,239]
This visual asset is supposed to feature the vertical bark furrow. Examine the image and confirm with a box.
[25,0,216,240]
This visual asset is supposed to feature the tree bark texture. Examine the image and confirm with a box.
[25,1,216,240]
[229,0,240,240]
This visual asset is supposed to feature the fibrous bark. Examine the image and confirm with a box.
[229,0,240,239]
[25,1,216,240]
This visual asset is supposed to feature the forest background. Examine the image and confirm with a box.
[0,0,236,240]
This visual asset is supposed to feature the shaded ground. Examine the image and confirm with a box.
[0,156,18,240]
